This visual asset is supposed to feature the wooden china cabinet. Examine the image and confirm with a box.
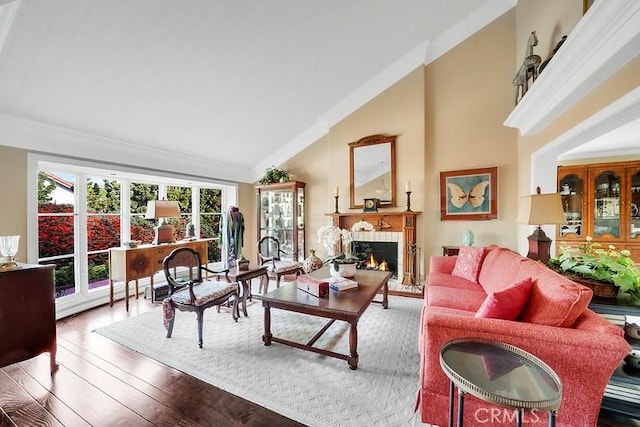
[557,160,640,260]
[256,181,306,261]
[558,160,640,418]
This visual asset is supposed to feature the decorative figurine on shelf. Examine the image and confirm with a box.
[512,31,542,105]
[539,35,567,74]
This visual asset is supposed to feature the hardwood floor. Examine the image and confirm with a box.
[0,295,303,426]
[0,291,638,426]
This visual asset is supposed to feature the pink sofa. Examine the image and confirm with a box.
[417,246,631,427]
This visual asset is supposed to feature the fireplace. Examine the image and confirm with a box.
[352,241,398,279]
[328,210,419,287]
[351,230,403,284]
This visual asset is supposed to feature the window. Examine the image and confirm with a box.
[200,187,223,262]
[37,171,77,298]
[130,182,158,242]
[168,185,192,240]
[86,176,121,293]
[32,157,236,318]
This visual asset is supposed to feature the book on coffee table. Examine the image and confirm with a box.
[325,277,358,291]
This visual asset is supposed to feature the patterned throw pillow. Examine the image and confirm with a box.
[475,277,533,320]
[451,246,487,282]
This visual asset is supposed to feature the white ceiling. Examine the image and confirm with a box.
[559,117,640,161]
[0,0,516,182]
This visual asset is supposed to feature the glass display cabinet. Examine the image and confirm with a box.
[558,169,585,239]
[256,181,305,261]
[557,161,640,260]
[592,167,621,239]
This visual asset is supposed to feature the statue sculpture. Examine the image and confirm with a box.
[512,31,542,105]
[539,35,568,73]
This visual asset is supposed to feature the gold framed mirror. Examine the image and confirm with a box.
[349,134,396,209]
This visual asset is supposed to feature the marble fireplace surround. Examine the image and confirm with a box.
[327,211,420,287]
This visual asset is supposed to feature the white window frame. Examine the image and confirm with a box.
[28,153,238,319]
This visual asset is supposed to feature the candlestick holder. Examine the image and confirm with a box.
[405,191,412,212]
[334,196,340,214]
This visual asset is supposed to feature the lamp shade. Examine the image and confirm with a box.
[145,200,181,219]
[517,193,566,226]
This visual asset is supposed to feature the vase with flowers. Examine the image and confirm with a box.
[316,225,359,277]
[548,236,640,304]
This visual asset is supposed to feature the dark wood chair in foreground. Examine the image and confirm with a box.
[257,236,303,292]
[162,247,239,348]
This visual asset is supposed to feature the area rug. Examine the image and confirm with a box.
[95,295,424,427]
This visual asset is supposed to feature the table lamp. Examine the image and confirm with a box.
[145,200,181,245]
[518,187,566,264]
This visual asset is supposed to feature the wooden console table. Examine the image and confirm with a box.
[0,263,58,373]
[442,246,460,256]
[109,239,209,311]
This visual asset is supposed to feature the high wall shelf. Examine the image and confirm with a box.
[256,181,305,261]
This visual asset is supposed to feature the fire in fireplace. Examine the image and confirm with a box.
[363,252,389,271]
[352,241,397,278]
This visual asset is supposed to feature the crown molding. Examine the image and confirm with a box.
[0,113,251,182]
[504,0,640,136]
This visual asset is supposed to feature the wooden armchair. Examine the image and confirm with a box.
[162,247,239,348]
[257,236,303,292]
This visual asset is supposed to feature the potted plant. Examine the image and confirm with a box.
[325,253,359,278]
[259,166,292,184]
[316,225,358,277]
[548,236,640,304]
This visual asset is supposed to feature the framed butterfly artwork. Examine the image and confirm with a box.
[439,167,498,221]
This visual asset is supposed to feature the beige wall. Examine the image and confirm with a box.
[424,10,517,256]
[0,145,28,262]
[272,67,426,273]
[237,182,257,263]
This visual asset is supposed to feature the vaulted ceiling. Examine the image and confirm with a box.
[0,0,516,182]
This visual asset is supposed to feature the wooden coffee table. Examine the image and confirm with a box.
[255,267,390,370]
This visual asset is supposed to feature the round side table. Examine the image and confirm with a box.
[440,338,562,427]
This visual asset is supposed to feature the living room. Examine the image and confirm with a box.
[1,0,640,426]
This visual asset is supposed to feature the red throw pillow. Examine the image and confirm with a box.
[475,277,533,320]
[451,246,487,282]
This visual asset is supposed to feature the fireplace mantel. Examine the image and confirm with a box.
[327,211,421,286]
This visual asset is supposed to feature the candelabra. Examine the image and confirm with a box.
[334,195,340,214]
[405,191,412,212]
